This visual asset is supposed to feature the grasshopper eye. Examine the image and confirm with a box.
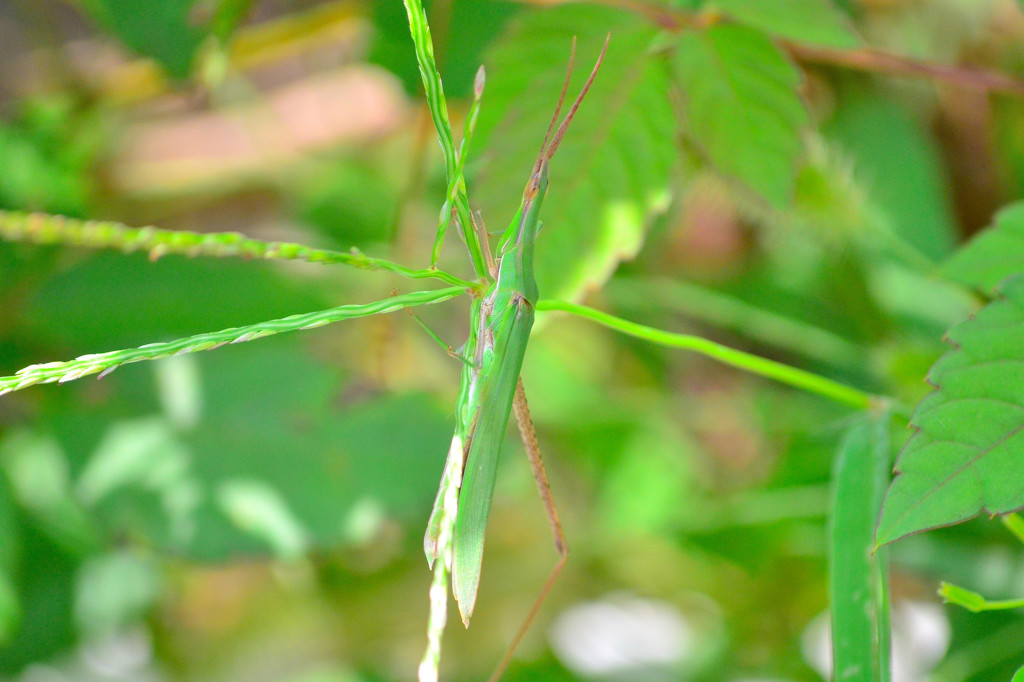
[524,175,541,201]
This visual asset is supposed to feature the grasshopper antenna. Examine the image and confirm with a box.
[537,37,576,161]
[545,33,609,161]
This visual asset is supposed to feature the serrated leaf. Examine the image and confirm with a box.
[708,0,861,49]
[943,201,1024,293]
[674,24,809,207]
[473,6,676,303]
[877,275,1024,546]
[79,0,206,79]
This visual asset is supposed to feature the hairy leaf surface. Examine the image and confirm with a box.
[877,275,1024,545]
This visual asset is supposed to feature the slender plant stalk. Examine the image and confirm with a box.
[0,286,465,396]
[403,0,488,277]
[0,211,478,290]
[608,277,869,370]
[538,299,879,410]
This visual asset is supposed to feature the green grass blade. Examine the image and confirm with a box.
[402,0,487,277]
[0,211,476,289]
[830,413,892,680]
[0,287,464,395]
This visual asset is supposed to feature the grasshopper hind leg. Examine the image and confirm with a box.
[488,378,569,682]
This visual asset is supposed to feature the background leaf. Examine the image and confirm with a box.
[19,252,326,352]
[473,5,676,303]
[708,0,861,49]
[825,83,957,261]
[78,0,209,79]
[673,23,809,207]
[943,201,1024,293]
[59,340,451,561]
[878,275,1024,546]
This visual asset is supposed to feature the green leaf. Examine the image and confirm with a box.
[674,24,809,207]
[474,6,676,303]
[71,340,453,561]
[877,275,1024,546]
[708,0,861,48]
[1015,664,1024,682]
[830,414,892,681]
[943,201,1024,293]
[79,0,206,79]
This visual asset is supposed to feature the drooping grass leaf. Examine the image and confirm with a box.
[474,6,676,303]
[708,0,861,48]
[674,24,809,207]
[943,201,1024,294]
[830,414,892,681]
[877,275,1024,546]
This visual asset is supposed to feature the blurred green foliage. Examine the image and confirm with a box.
[2,1,1024,681]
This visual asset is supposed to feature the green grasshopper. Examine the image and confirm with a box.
[423,35,608,676]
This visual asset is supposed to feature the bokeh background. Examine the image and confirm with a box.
[3,0,1024,680]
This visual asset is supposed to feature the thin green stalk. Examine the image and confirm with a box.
[403,0,487,278]
[0,286,466,396]
[0,211,477,290]
[538,299,878,410]
[607,277,869,370]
